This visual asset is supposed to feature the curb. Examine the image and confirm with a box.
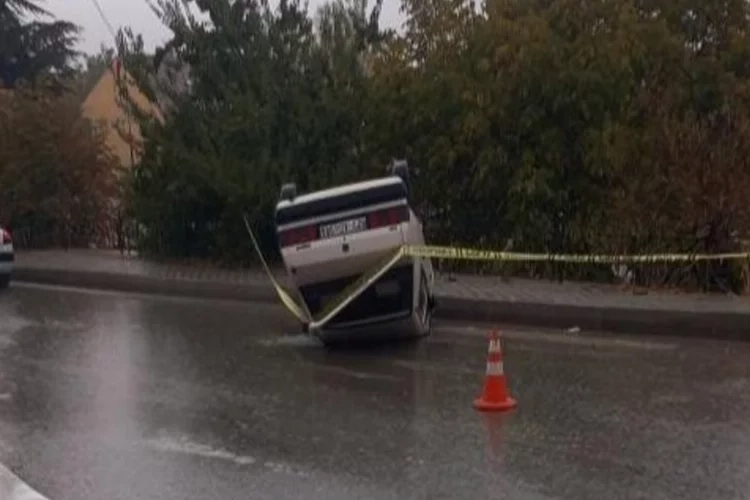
[12,267,750,340]
[436,296,750,341]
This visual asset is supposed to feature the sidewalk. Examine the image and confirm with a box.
[12,249,750,339]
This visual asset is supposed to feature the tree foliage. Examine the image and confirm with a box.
[120,0,387,262]
[0,3,119,249]
[122,0,750,289]
[0,0,80,88]
[0,88,121,248]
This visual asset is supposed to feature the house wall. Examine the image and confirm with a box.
[81,61,161,170]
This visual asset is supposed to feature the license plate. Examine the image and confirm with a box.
[319,217,367,239]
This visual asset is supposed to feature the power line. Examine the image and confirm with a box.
[88,0,118,41]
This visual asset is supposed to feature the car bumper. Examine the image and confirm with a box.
[313,310,424,343]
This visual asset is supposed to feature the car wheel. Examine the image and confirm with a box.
[0,274,10,289]
[416,272,433,337]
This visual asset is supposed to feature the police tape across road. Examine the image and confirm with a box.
[243,215,407,328]
[400,245,750,264]
[243,215,750,329]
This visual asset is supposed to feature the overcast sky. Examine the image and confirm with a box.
[46,0,404,55]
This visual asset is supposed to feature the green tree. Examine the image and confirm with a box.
[0,88,121,247]
[0,0,80,88]
[114,0,750,290]
[371,0,750,287]
[119,0,389,262]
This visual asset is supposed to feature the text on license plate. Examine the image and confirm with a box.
[319,217,367,239]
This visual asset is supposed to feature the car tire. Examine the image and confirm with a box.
[418,274,433,337]
[0,274,10,289]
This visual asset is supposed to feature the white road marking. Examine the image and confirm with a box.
[0,315,34,333]
[257,334,321,347]
[389,358,477,376]
[301,363,402,382]
[0,463,49,500]
[145,435,310,477]
[146,435,256,466]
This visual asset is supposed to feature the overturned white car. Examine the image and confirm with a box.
[274,160,436,343]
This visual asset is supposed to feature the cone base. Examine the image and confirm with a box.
[473,396,517,412]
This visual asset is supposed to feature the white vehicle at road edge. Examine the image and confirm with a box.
[274,160,436,343]
[0,227,13,289]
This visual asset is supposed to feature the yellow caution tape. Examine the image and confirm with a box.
[309,247,405,331]
[243,213,407,332]
[402,245,750,264]
[244,214,750,327]
[242,215,311,325]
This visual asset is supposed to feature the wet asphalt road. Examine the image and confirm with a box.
[0,285,750,500]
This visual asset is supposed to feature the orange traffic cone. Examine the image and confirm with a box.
[474,329,517,412]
